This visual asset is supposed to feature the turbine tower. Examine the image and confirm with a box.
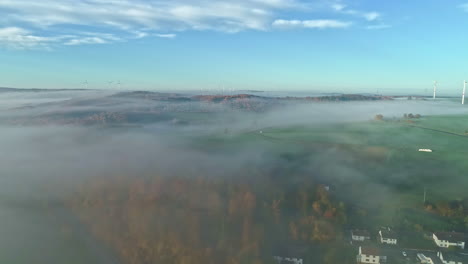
[433,81,437,99]
[81,80,89,89]
[117,80,122,90]
[463,80,467,105]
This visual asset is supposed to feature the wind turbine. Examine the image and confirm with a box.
[81,80,88,89]
[107,81,114,89]
[463,80,467,105]
[117,80,122,90]
[433,81,437,99]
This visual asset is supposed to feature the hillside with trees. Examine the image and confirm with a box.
[69,171,349,264]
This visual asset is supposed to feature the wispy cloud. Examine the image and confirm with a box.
[0,0,305,48]
[331,3,381,21]
[0,27,126,49]
[0,0,301,32]
[155,34,177,39]
[331,4,346,12]
[0,0,382,49]
[363,12,380,21]
[459,3,468,11]
[0,27,64,50]
[64,37,108,46]
[272,19,351,29]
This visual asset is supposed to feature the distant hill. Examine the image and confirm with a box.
[192,93,391,103]
[193,94,264,102]
[302,94,393,101]
[1,89,394,127]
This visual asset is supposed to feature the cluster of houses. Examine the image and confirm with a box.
[273,256,303,264]
[353,229,467,264]
[273,244,307,264]
[433,232,465,249]
[272,229,467,264]
[351,228,397,245]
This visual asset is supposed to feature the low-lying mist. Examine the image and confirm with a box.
[2,89,468,264]
[2,89,468,201]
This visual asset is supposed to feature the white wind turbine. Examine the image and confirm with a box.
[462,80,467,105]
[81,80,89,89]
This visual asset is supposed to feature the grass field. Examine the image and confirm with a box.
[193,113,468,231]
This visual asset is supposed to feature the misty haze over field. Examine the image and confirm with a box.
[2,89,468,264]
[1,88,468,204]
[3,1,468,263]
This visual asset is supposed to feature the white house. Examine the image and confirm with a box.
[379,229,397,245]
[433,232,465,249]
[419,149,433,153]
[273,256,303,264]
[417,253,434,264]
[357,246,387,264]
[437,252,464,264]
[352,230,371,241]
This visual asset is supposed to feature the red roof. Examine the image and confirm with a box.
[361,247,381,256]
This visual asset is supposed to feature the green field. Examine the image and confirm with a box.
[194,114,468,232]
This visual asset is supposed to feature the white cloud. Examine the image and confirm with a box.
[64,37,108,46]
[363,12,380,21]
[0,0,383,49]
[155,33,177,39]
[331,4,346,11]
[331,3,381,21]
[0,0,301,32]
[0,0,307,48]
[460,3,468,11]
[0,26,124,49]
[273,19,351,29]
[0,27,63,49]
[133,31,149,39]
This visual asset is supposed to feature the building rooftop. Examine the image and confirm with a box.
[435,232,465,243]
[380,229,397,240]
[281,260,302,264]
[361,246,382,256]
[439,252,466,262]
[352,230,371,237]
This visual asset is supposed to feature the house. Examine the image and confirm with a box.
[379,229,397,245]
[273,244,306,264]
[437,252,464,264]
[352,230,371,241]
[273,256,303,264]
[357,246,387,264]
[433,232,465,249]
[417,253,434,264]
[419,149,433,153]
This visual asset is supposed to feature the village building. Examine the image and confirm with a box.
[417,253,434,264]
[352,230,371,241]
[437,251,464,264]
[433,232,465,249]
[273,244,306,264]
[379,229,397,245]
[273,256,303,264]
[357,246,387,264]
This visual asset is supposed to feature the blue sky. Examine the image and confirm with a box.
[0,0,468,94]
